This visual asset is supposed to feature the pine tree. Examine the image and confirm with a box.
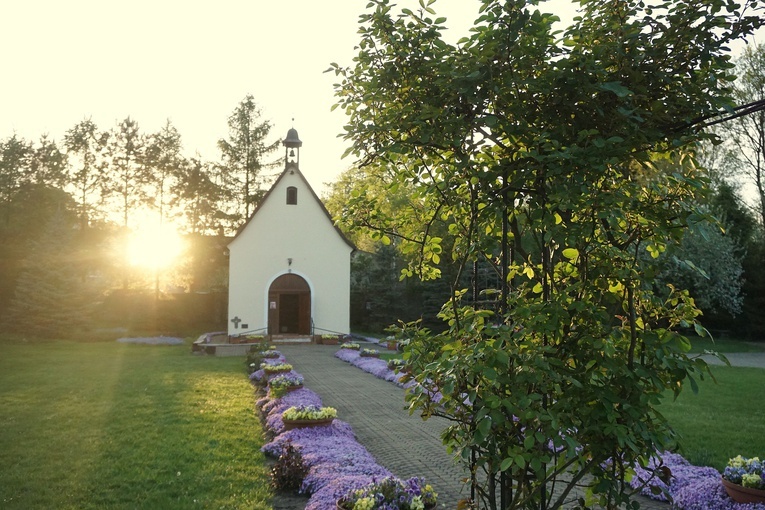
[2,212,93,338]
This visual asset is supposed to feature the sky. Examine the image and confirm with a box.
[1,0,762,197]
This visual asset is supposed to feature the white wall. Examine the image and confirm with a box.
[227,167,352,336]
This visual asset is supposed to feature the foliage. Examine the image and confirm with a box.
[64,118,109,229]
[723,43,765,228]
[329,0,764,508]
[654,219,744,317]
[271,440,309,493]
[217,94,281,222]
[1,205,95,338]
[143,119,183,229]
[341,342,360,350]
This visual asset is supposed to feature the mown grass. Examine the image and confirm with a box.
[376,338,764,471]
[0,340,272,510]
[688,333,765,353]
[663,365,765,470]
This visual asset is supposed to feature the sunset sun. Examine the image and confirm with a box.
[127,225,186,270]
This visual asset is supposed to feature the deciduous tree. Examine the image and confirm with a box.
[330,0,763,508]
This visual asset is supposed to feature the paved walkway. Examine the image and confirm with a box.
[277,344,672,509]
[701,352,765,369]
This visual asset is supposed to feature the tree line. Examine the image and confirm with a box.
[0,95,280,338]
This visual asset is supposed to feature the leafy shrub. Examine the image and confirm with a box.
[271,440,308,493]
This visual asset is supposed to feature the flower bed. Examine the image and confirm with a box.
[338,476,437,510]
[617,448,765,509]
[337,349,762,510]
[335,348,443,404]
[253,350,436,509]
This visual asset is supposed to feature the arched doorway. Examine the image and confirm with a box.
[268,274,311,335]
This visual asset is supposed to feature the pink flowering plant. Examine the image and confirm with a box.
[339,476,437,510]
[723,456,765,490]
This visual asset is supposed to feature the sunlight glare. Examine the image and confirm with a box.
[127,225,186,270]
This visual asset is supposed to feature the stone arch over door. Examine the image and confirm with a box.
[268,273,311,335]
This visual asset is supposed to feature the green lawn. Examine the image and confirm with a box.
[662,365,765,470]
[0,340,272,510]
[688,334,765,353]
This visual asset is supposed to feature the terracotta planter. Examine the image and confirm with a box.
[337,499,434,510]
[360,353,380,358]
[284,384,304,393]
[386,341,398,350]
[282,417,334,430]
[264,368,292,376]
[722,478,765,504]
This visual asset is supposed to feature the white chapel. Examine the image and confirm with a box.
[227,128,355,339]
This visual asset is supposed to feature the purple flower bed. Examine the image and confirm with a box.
[623,450,765,509]
[336,350,763,510]
[254,351,431,509]
[334,348,446,405]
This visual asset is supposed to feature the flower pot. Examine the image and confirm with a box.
[282,417,334,430]
[722,477,765,504]
[337,499,435,510]
[360,353,380,358]
[264,368,292,376]
[387,341,398,350]
[284,384,303,393]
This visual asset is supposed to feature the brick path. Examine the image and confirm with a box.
[277,343,669,509]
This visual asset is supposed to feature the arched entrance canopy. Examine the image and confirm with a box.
[268,273,311,335]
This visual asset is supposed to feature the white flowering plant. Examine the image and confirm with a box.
[261,363,293,373]
[341,342,360,350]
[282,405,337,421]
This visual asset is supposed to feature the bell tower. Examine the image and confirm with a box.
[282,126,303,170]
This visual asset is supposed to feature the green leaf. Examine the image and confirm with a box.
[562,248,579,260]
[599,81,633,98]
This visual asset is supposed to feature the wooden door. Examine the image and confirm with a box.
[268,274,311,334]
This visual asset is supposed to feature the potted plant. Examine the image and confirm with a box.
[360,348,380,358]
[385,336,398,350]
[387,358,406,371]
[261,363,293,375]
[340,342,360,350]
[338,476,437,510]
[260,349,281,359]
[319,334,340,345]
[269,374,304,398]
[281,405,337,430]
[722,455,765,503]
